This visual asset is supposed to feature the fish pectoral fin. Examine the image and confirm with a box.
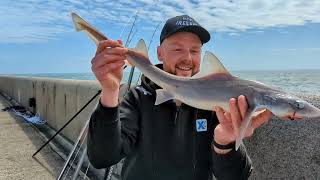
[252,108,268,116]
[192,51,232,79]
[155,89,174,105]
[235,107,257,151]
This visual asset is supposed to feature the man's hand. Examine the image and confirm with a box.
[91,39,128,107]
[213,95,273,154]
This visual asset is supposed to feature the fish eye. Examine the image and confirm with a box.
[294,100,305,109]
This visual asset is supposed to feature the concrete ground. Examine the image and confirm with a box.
[0,94,66,179]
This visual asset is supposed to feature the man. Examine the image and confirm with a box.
[88,15,273,180]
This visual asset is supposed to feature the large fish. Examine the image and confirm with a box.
[71,12,320,150]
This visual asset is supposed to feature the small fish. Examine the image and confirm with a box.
[71,12,320,150]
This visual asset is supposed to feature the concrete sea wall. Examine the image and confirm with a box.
[0,75,100,143]
[0,75,319,179]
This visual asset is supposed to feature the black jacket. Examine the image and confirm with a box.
[87,68,253,180]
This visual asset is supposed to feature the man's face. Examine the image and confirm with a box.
[157,32,202,77]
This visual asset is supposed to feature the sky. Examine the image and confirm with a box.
[0,0,320,74]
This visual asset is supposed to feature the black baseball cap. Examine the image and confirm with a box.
[160,15,210,44]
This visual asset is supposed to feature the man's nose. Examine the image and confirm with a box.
[181,49,192,61]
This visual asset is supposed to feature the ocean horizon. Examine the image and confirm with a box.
[2,69,319,96]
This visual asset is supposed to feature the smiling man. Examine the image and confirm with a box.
[158,31,201,77]
[87,15,272,180]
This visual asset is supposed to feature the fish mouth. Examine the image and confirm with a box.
[282,111,303,120]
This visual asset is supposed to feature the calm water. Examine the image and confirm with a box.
[5,69,320,95]
[233,70,320,95]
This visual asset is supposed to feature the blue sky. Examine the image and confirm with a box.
[0,0,319,74]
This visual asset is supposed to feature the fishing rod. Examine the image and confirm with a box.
[119,10,139,40]
[124,13,138,47]
[127,28,138,47]
[135,21,162,85]
[148,21,161,51]
[56,11,141,180]
[57,118,90,180]
[71,147,87,180]
[62,126,89,180]
[33,9,140,159]
[106,2,162,178]
[57,2,161,177]
[127,0,161,89]
[125,13,139,92]
[32,90,101,157]
[103,11,141,180]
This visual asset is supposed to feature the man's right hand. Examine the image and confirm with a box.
[91,39,128,107]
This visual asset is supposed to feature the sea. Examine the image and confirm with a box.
[6,69,320,96]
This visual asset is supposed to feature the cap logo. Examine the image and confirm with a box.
[176,17,199,26]
[176,20,199,26]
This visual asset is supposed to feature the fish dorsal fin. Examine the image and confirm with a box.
[71,12,108,45]
[192,51,231,79]
[126,39,149,67]
[133,39,149,58]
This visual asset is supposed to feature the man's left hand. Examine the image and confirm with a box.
[213,95,273,154]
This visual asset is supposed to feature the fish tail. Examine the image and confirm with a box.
[71,13,151,69]
[71,12,108,45]
[71,12,86,32]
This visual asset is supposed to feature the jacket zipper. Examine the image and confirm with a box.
[176,106,182,138]
[174,106,181,125]
[193,134,196,174]
[193,109,198,178]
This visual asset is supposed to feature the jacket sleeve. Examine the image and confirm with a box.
[87,89,140,169]
[211,143,253,180]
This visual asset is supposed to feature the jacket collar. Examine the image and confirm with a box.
[140,64,163,96]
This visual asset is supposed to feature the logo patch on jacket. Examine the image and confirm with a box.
[135,86,152,96]
[196,119,207,132]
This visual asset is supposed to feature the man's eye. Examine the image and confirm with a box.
[191,50,199,54]
[174,49,181,52]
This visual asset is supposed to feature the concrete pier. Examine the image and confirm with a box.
[0,75,104,179]
[0,93,65,179]
[0,76,100,143]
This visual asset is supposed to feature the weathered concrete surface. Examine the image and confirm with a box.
[0,76,100,143]
[0,93,65,179]
[247,94,320,180]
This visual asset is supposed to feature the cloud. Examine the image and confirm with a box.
[271,47,320,53]
[0,0,320,43]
